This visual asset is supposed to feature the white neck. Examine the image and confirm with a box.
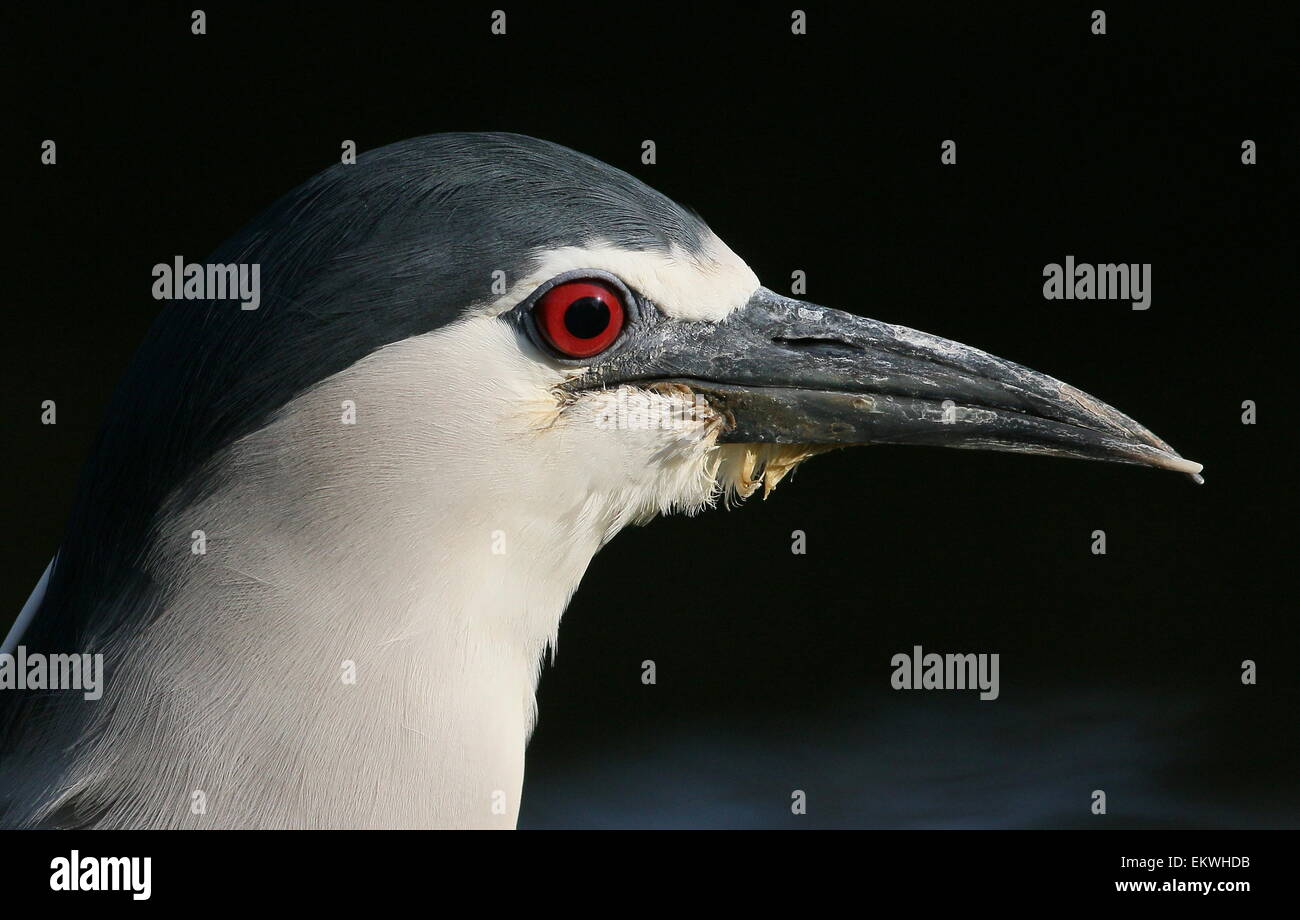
[26,320,626,828]
[21,315,728,828]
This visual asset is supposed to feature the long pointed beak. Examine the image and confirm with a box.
[567,287,1203,482]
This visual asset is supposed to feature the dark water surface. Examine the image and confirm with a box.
[520,687,1299,829]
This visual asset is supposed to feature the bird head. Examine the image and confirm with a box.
[60,131,1201,599]
[358,134,1202,542]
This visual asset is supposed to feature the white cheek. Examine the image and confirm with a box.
[547,387,724,514]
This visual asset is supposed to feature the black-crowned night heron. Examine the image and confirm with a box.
[0,133,1201,828]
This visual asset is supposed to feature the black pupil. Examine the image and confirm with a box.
[563,296,611,339]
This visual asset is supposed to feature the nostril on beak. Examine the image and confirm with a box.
[772,336,862,354]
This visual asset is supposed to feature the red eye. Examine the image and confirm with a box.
[534,279,626,358]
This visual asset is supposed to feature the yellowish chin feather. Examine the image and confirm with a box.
[712,442,834,502]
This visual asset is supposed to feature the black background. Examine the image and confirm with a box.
[5,3,1297,828]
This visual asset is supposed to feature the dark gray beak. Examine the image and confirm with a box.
[566,287,1203,481]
